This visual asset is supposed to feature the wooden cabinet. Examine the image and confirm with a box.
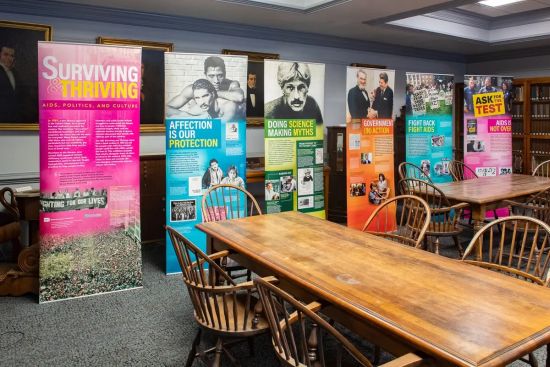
[326,126,347,223]
[140,155,166,244]
[512,77,550,174]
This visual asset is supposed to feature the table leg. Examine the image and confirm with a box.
[470,205,486,233]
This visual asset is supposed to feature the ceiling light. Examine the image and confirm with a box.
[478,0,525,7]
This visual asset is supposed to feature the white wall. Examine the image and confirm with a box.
[0,11,466,177]
[467,54,550,78]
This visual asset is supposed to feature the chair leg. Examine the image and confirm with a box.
[434,237,440,255]
[453,235,464,258]
[247,336,255,357]
[528,351,539,367]
[223,346,241,367]
[211,338,223,367]
[185,328,202,367]
[373,345,381,365]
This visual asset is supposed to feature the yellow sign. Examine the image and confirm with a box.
[472,91,505,117]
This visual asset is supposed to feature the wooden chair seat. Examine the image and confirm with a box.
[197,291,270,335]
[426,221,461,236]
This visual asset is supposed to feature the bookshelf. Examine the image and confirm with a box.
[513,77,550,174]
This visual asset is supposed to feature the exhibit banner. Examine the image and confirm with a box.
[463,75,513,177]
[405,73,454,184]
[264,60,325,217]
[165,53,247,274]
[38,42,142,303]
[346,67,395,230]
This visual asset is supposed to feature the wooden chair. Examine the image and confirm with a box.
[448,160,478,182]
[505,187,550,225]
[533,159,550,177]
[397,162,433,183]
[0,187,38,296]
[362,195,431,249]
[0,187,22,260]
[254,277,424,367]
[462,216,550,286]
[201,184,262,222]
[202,184,262,280]
[447,160,499,223]
[399,178,468,256]
[166,225,275,367]
[462,216,550,367]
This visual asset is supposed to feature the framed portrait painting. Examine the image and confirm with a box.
[222,49,279,126]
[97,37,174,132]
[0,20,52,131]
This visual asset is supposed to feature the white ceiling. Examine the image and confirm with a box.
[459,0,550,17]
[53,0,550,56]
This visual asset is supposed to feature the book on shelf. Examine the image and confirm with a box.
[530,84,550,101]
[512,103,523,118]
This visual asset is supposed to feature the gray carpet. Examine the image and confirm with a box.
[0,240,547,366]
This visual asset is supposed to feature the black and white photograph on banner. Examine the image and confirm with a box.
[170,199,196,222]
[361,152,373,164]
[350,183,367,197]
[298,196,314,210]
[265,180,280,201]
[264,60,325,124]
[298,168,314,195]
[280,175,297,193]
[165,53,247,123]
[346,67,395,123]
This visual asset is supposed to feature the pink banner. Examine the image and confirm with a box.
[464,76,513,178]
[38,42,142,302]
[464,75,513,219]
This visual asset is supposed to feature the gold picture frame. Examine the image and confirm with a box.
[350,63,387,69]
[222,49,279,127]
[0,20,52,131]
[97,37,174,133]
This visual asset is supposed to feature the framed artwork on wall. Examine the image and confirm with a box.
[350,63,387,69]
[222,49,279,127]
[0,20,52,131]
[97,37,174,132]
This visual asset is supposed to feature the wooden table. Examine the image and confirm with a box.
[437,174,550,230]
[197,211,550,367]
